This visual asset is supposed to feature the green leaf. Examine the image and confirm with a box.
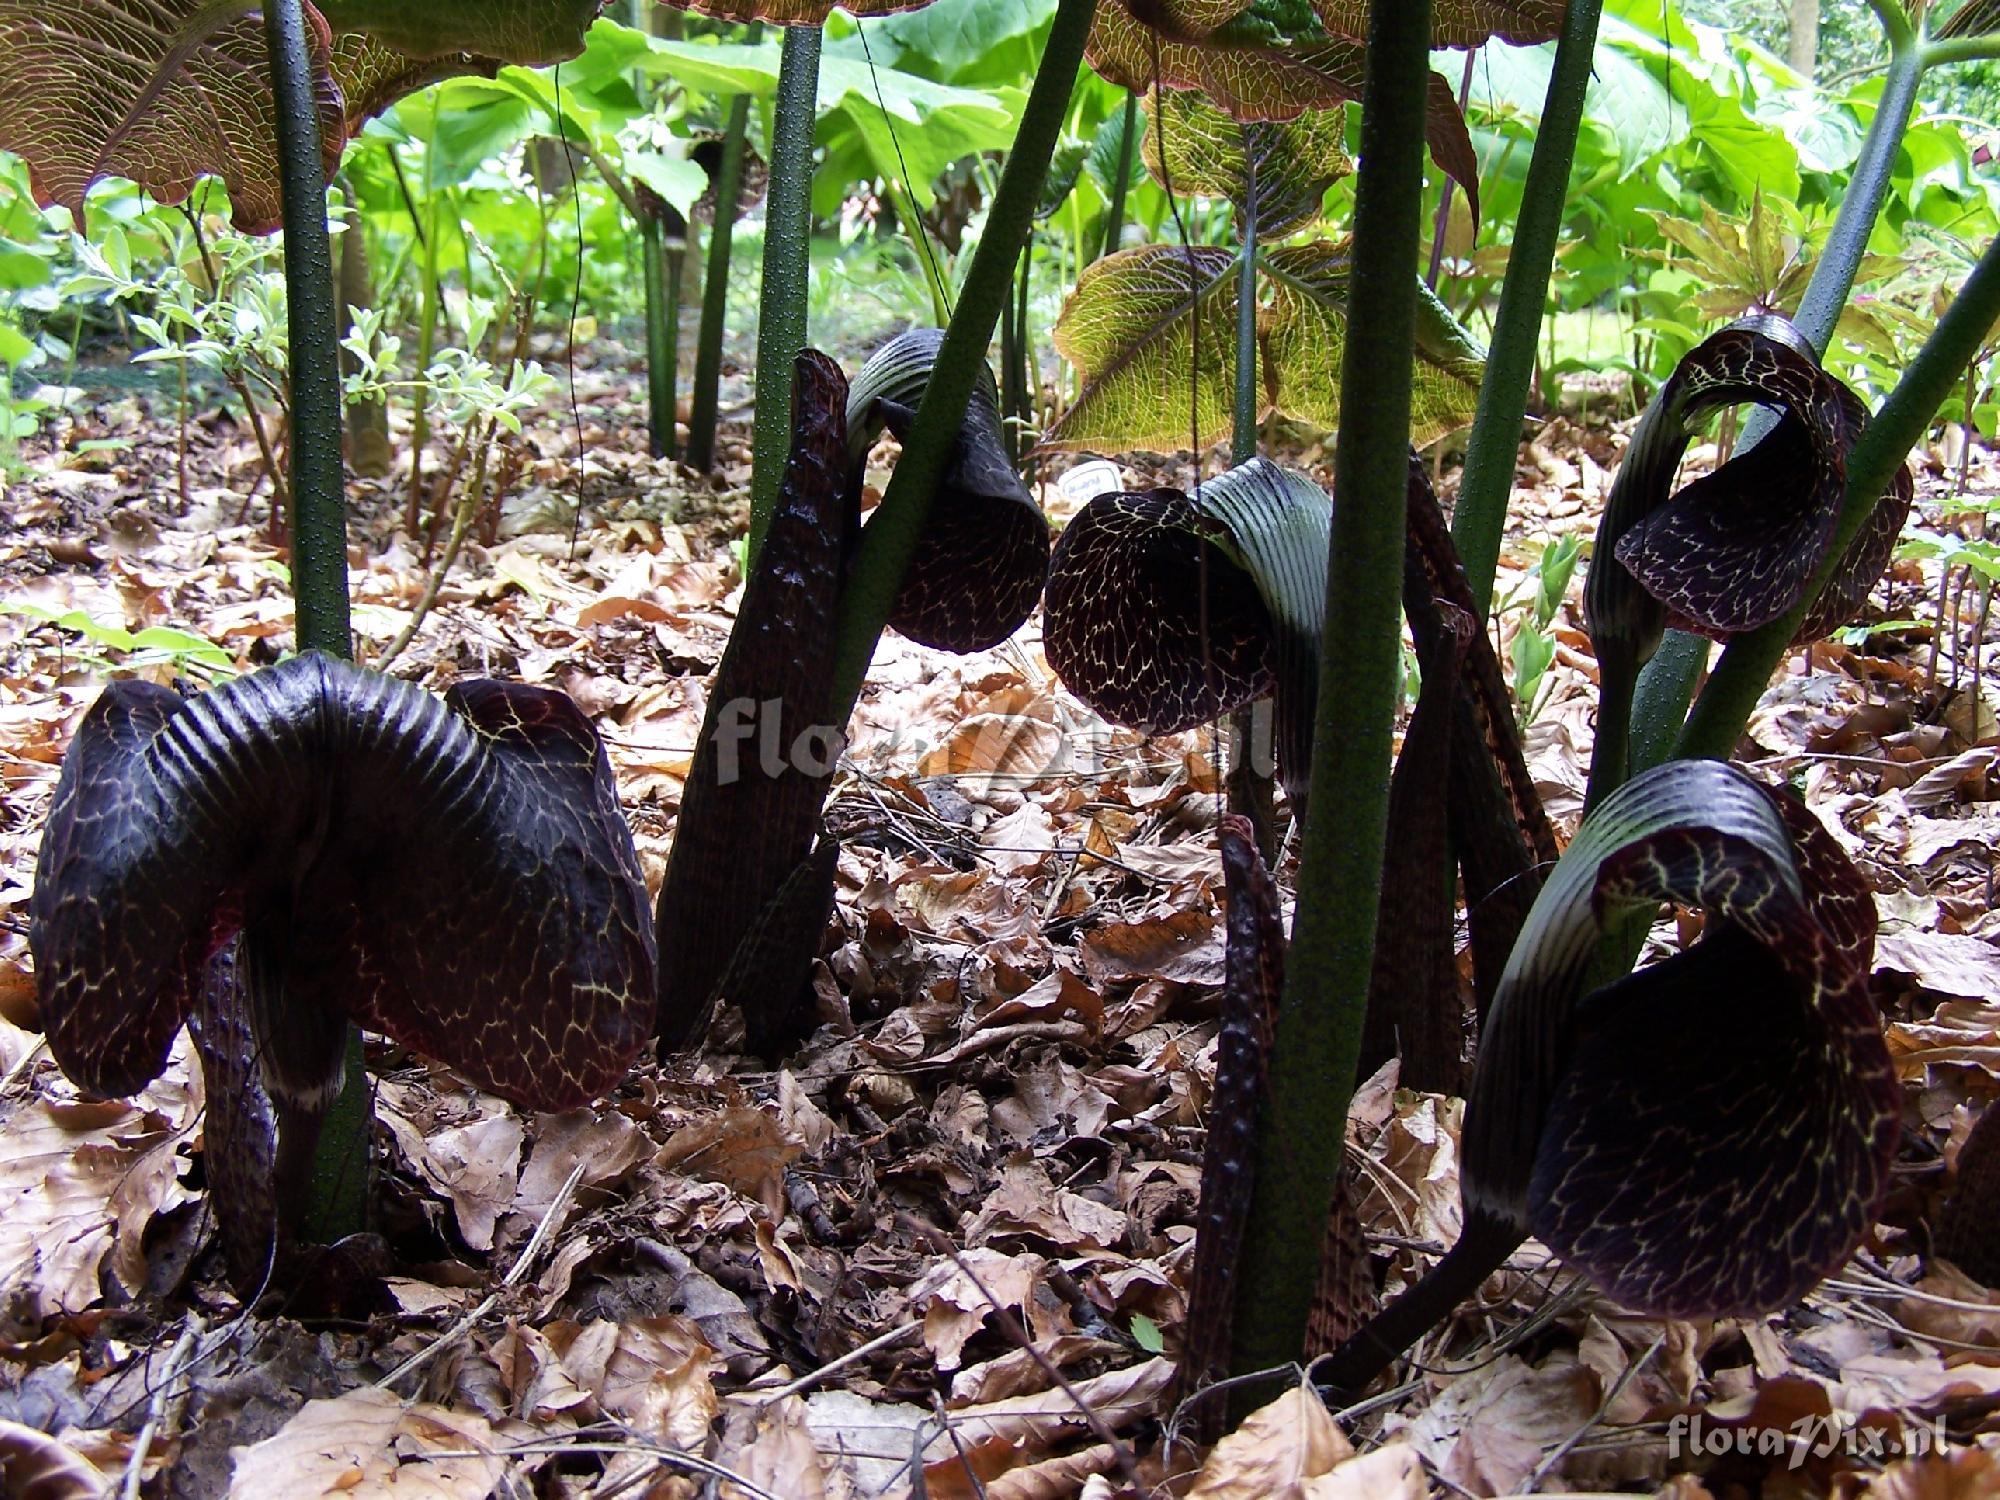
[0,321,34,366]
[1141,85,1349,238]
[1041,240,1483,455]
[626,151,709,220]
[635,38,1022,208]
[1460,759,1896,1317]
[1130,1312,1165,1352]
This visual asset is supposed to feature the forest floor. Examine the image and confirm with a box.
[0,328,1997,1499]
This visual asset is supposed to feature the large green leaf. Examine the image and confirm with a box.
[634,37,1022,207]
[824,0,1057,88]
[1142,85,1349,238]
[0,0,600,233]
[1460,759,1896,1317]
[1041,239,1483,454]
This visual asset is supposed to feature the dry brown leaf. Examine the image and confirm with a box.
[1875,930,2000,999]
[717,1396,827,1500]
[1186,1386,1352,1499]
[398,1114,524,1252]
[1853,1444,2000,1499]
[911,1249,1047,1371]
[1301,1444,1427,1499]
[658,1107,799,1219]
[0,1418,108,1500]
[0,1089,192,1316]
[225,1387,511,1498]
[1079,910,1224,987]
[1408,1352,1598,1496]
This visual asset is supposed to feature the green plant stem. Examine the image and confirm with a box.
[1680,230,2000,761]
[1450,0,1604,617]
[829,0,1097,717]
[405,157,443,537]
[1100,91,1137,261]
[689,88,754,473]
[1232,161,1258,463]
[262,0,364,1244]
[1923,33,2000,68]
[642,217,673,458]
[1629,630,1706,774]
[747,24,822,564]
[1228,0,1432,1388]
[1620,16,1928,774]
[1794,25,1924,359]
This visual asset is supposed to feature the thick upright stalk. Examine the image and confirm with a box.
[689,88,754,473]
[1621,20,1927,770]
[405,173,443,536]
[1232,167,1258,462]
[1099,92,1138,261]
[1450,0,1603,617]
[1226,175,1278,858]
[262,0,364,1242]
[1796,31,1923,357]
[642,216,674,458]
[1680,231,2000,760]
[827,0,1097,716]
[1228,0,1432,1382]
[747,25,822,561]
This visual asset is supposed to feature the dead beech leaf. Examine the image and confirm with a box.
[657,1107,798,1219]
[1408,1352,1597,1496]
[716,1396,826,1500]
[911,1249,1046,1371]
[0,1418,107,1500]
[226,1387,510,1499]
[945,1357,1174,1456]
[576,594,674,627]
[1875,930,2000,999]
[1187,1385,1352,1499]
[0,1093,190,1316]
[1301,1444,1427,1499]
[1079,910,1224,987]
[402,1114,524,1252]
[1857,1445,2000,1499]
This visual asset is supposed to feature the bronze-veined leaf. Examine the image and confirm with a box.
[1040,240,1483,455]
[1084,0,1481,211]
[1310,0,1568,47]
[1142,85,1350,239]
[0,0,599,232]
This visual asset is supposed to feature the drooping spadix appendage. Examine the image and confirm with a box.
[1317,760,1898,1398]
[845,328,1052,653]
[30,655,656,1283]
